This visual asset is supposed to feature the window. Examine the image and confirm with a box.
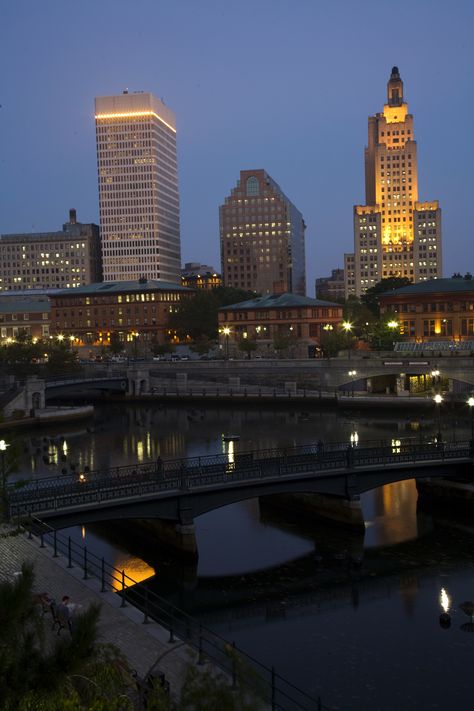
[246,177,259,197]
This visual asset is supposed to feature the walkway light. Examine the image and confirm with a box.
[433,393,443,443]
[0,439,9,494]
[222,326,230,360]
[467,397,474,448]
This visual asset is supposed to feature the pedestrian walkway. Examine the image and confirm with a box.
[0,525,191,692]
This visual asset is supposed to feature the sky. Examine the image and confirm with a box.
[1,0,474,294]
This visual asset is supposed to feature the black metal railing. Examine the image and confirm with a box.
[19,513,329,711]
[8,440,472,518]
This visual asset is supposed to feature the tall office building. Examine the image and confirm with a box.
[220,169,306,296]
[95,90,181,283]
[345,67,442,298]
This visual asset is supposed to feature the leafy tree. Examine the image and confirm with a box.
[189,337,215,356]
[108,332,124,356]
[366,316,401,351]
[238,337,257,360]
[320,330,348,358]
[272,332,298,358]
[361,277,412,316]
[168,288,256,342]
[150,338,175,357]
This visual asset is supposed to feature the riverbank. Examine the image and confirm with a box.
[0,405,94,432]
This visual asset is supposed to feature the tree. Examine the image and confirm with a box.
[108,332,124,356]
[168,288,256,343]
[320,330,349,358]
[272,332,298,358]
[238,337,257,360]
[366,316,401,351]
[361,277,412,316]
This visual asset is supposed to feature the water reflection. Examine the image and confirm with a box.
[21,402,474,710]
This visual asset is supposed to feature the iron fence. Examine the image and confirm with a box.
[19,513,329,711]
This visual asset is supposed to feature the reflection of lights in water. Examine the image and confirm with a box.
[62,440,68,455]
[137,440,144,462]
[440,587,451,613]
[146,432,151,458]
[110,556,155,591]
[78,473,86,483]
[350,431,359,446]
[227,440,235,465]
[81,525,86,541]
[391,438,401,454]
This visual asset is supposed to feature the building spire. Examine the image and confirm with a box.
[387,66,403,107]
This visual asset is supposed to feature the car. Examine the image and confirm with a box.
[152,356,162,361]
[170,354,180,361]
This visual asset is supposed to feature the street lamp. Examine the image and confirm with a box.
[223,326,230,360]
[0,439,9,497]
[348,369,357,397]
[433,393,443,443]
[467,397,474,452]
[342,321,353,360]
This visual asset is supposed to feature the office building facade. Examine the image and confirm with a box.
[220,169,306,296]
[0,210,101,291]
[95,91,181,283]
[345,67,442,298]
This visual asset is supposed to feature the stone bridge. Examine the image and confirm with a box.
[8,441,474,557]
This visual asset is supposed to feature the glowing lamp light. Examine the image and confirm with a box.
[433,394,443,405]
[387,320,398,329]
[342,321,353,333]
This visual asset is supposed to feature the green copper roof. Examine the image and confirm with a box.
[52,279,194,296]
[384,278,474,297]
[220,293,341,311]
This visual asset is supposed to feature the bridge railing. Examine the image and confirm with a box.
[18,513,328,711]
[7,439,473,518]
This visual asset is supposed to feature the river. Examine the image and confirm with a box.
[12,402,474,710]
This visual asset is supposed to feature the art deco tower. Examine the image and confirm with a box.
[95,91,181,283]
[345,67,442,298]
[220,169,306,296]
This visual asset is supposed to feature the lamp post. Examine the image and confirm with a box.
[223,326,230,360]
[467,397,474,454]
[348,369,357,397]
[433,393,443,443]
[0,439,9,502]
[342,321,353,360]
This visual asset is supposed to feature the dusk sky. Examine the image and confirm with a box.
[2,0,474,293]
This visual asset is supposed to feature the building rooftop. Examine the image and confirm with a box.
[50,279,194,297]
[0,299,50,314]
[220,293,341,311]
[382,278,474,297]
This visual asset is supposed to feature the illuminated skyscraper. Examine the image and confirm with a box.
[95,91,181,282]
[220,169,306,296]
[345,67,442,298]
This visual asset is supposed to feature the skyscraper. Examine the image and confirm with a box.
[345,67,442,298]
[220,169,306,296]
[95,90,181,283]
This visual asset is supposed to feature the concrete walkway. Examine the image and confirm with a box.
[0,526,193,692]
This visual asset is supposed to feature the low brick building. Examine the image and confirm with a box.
[0,295,50,341]
[218,293,343,357]
[379,277,474,343]
[49,278,194,348]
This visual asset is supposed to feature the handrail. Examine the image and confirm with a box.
[18,512,329,711]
